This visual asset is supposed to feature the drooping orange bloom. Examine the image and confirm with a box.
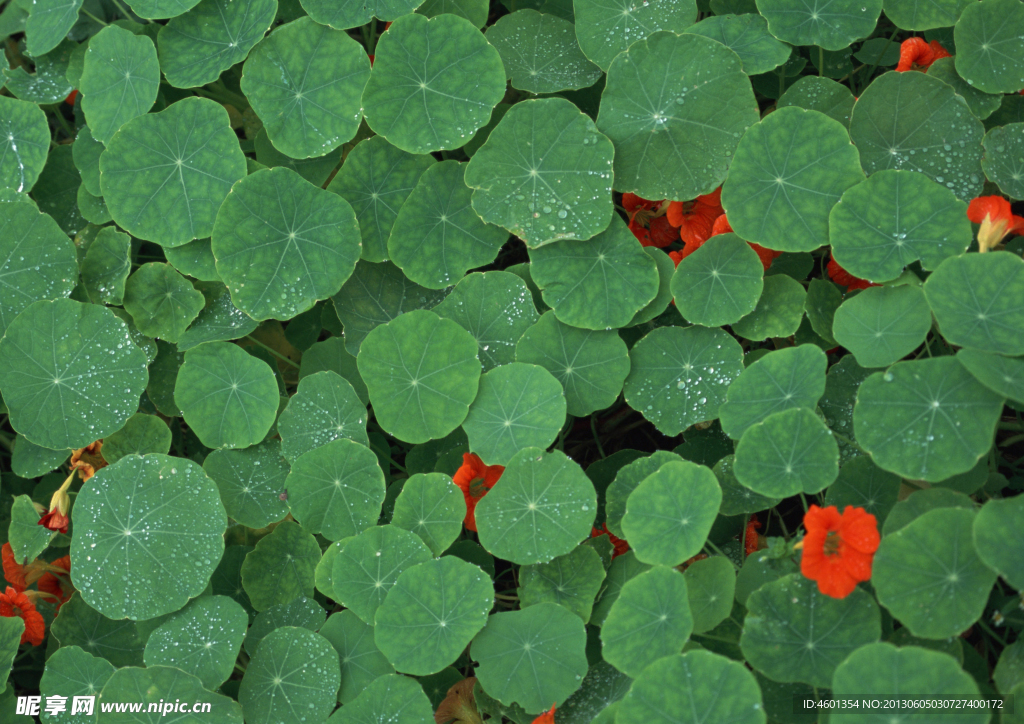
[590,523,629,558]
[70,440,106,482]
[679,552,708,571]
[667,187,724,247]
[799,505,879,599]
[0,586,46,646]
[624,193,675,248]
[895,37,951,72]
[37,556,73,612]
[744,515,762,556]
[827,257,877,291]
[531,704,556,724]
[452,453,504,532]
[967,195,1024,253]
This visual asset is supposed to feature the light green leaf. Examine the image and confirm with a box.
[823,455,901,525]
[983,123,1024,200]
[4,39,75,105]
[518,544,605,622]
[685,13,791,75]
[51,594,145,667]
[123,262,205,343]
[732,273,807,341]
[390,472,466,555]
[102,413,171,463]
[956,347,1024,405]
[319,610,396,704]
[485,10,600,93]
[974,495,1024,591]
[244,596,325,656]
[253,129,341,187]
[573,0,697,71]
[684,555,736,634]
[832,284,932,367]
[883,0,971,29]
[79,25,159,144]
[25,0,83,56]
[327,673,434,724]
[164,239,221,283]
[39,646,115,724]
[627,247,676,326]
[300,0,424,29]
[240,520,321,610]
[10,436,68,478]
[671,234,764,326]
[81,227,131,306]
[76,185,111,225]
[928,56,1004,121]
[591,550,651,626]
[176,285,258,352]
[202,440,290,529]
[605,451,683,538]
[299,337,369,405]
[777,76,855,128]
[8,494,55,564]
[715,454,783,516]
[954,0,1024,94]
[98,666,243,723]
[756,0,880,50]
[734,407,839,497]
[0,96,50,194]
[127,0,202,19]
[278,371,368,461]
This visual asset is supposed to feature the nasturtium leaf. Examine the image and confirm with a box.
[174,342,279,449]
[516,311,630,416]
[591,550,652,626]
[924,251,1024,355]
[476,448,597,565]
[31,144,84,235]
[102,413,171,464]
[722,107,864,252]
[332,261,448,355]
[239,627,340,724]
[278,371,368,462]
[158,0,277,89]
[621,461,721,567]
[623,325,745,437]
[518,544,606,622]
[301,0,422,28]
[883,0,971,29]
[202,440,290,529]
[883,487,975,536]
[418,0,489,24]
[555,661,632,724]
[605,451,684,538]
[832,284,932,367]
[465,97,615,248]
[0,203,77,336]
[51,594,145,667]
[597,32,758,201]
[70,135,100,205]
[601,565,693,677]
[374,556,494,675]
[361,13,506,154]
[164,238,221,283]
[627,247,675,326]
[10,436,68,478]
[8,494,55,565]
[24,0,83,57]
[100,97,248,247]
[0,96,49,194]
[873,507,997,639]
[285,438,385,541]
[71,455,226,621]
[79,25,159,145]
[617,650,765,724]
[685,14,791,75]
[319,610,396,704]
[734,407,839,497]
[956,348,1024,405]
[211,545,256,619]
[719,344,827,440]
[241,520,321,610]
[299,338,369,406]
[0,299,148,450]
[127,0,202,18]
[715,454,782,516]
[4,38,75,104]
[177,286,258,352]
[953,0,1024,95]
[123,263,205,343]
[244,596,325,657]
[848,71,985,201]
[819,354,872,461]
[39,646,115,724]
[241,17,370,160]
[732,273,807,341]
[669,234,761,326]
[756,0,880,50]
[143,595,247,690]
[740,573,880,687]
[823,455,901,524]
[928,57,1004,122]
[573,0,697,71]
[100,666,243,722]
[0,619,21,687]
[471,603,588,714]
[388,161,508,289]
[390,473,466,555]
[80,227,130,306]
[253,130,340,187]
[974,495,1024,591]
[853,357,1003,481]
[803,279,841,347]
[434,271,539,372]
[327,137,435,264]
[485,10,600,93]
[983,123,1024,200]
[778,76,856,128]
[328,673,434,724]
[684,555,736,634]
[358,310,481,444]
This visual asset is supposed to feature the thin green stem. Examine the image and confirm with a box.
[865,26,900,85]
[370,442,408,474]
[831,430,865,454]
[692,632,740,644]
[80,8,108,25]
[243,335,300,369]
[0,432,12,452]
[818,46,824,77]
[109,0,145,21]
[590,415,606,459]
[977,619,1010,648]
[798,492,810,513]
[51,107,75,141]
[703,539,740,571]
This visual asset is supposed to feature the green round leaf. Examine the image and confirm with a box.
[5,39,76,105]
[79,25,159,145]
[925,251,1024,355]
[0,299,149,450]
[756,0,880,50]
[616,650,766,724]
[0,203,77,336]
[873,507,998,639]
[164,238,221,282]
[10,436,68,479]
[127,0,202,19]
[319,609,396,704]
[461,363,566,466]
[143,595,248,690]
[530,215,658,329]
[883,487,975,536]
[240,520,321,610]
[253,129,341,187]
[684,555,736,634]
[238,627,340,724]
[518,544,606,622]
[974,495,1024,591]
[177,285,258,352]
[832,284,932,367]
[465,97,615,248]
[476,448,597,565]
[722,106,865,252]
[390,472,466,555]
[778,75,856,128]
[734,407,839,497]
[327,673,434,724]
[714,455,783,517]
[628,247,676,326]
[854,357,1004,481]
[71,454,227,620]
[102,413,172,463]
[740,573,880,687]
[77,185,112,225]
[823,455,902,525]
[471,602,588,714]
[203,440,290,529]
[25,0,83,57]
[361,13,506,154]
[51,594,145,667]
[98,666,243,723]
[100,97,247,247]
[983,123,1024,200]
[602,565,693,677]
[731,273,807,342]
[174,342,279,449]
[286,438,386,540]
[485,10,600,93]
[81,227,132,307]
[123,262,205,343]
[0,96,50,194]
[299,337,369,404]
[278,371,369,461]
[241,17,371,159]
[157,0,276,89]
[954,0,1024,94]
[927,56,1004,121]
[244,596,325,656]
[357,309,481,444]
[719,344,827,440]
[848,71,984,201]
[591,550,652,626]
[605,451,683,538]
[621,460,721,567]
[388,160,509,288]
[623,325,745,437]
[596,31,759,201]
[300,0,423,29]
[573,0,697,71]
[39,646,115,724]
[684,14,792,75]
[883,0,971,29]
[374,556,494,675]
[956,347,1024,405]
[417,0,489,25]
[828,169,972,282]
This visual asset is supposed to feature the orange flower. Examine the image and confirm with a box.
[452,453,504,532]
[827,257,877,291]
[679,552,708,571]
[744,514,762,556]
[895,37,951,72]
[70,440,106,482]
[2,544,28,591]
[799,505,879,599]
[624,193,674,248]
[709,214,781,271]
[532,704,556,724]
[37,556,72,612]
[590,523,629,558]
[666,187,724,247]
[0,586,46,646]
[38,470,76,534]
[967,195,1024,253]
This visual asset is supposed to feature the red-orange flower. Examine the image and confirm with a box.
[453,453,504,532]
[65,89,79,106]
[967,195,1024,253]
[531,704,556,724]
[895,37,951,72]
[70,440,106,482]
[709,214,781,271]
[666,187,724,247]
[827,257,877,291]
[799,504,879,599]
[590,523,629,558]
[744,515,762,557]
[624,193,675,247]
[38,556,73,612]
[0,586,45,646]
[2,544,27,591]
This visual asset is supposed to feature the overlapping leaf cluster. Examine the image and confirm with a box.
[0,0,1023,721]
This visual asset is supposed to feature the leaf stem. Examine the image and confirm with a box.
[831,429,865,453]
[977,619,1010,648]
[51,107,75,141]
[590,415,606,459]
[864,26,901,85]
[818,46,824,77]
[109,0,145,21]
[703,539,740,571]
[80,7,108,25]
[243,335,300,369]
[369,441,408,474]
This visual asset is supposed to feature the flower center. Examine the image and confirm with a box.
[823,530,841,556]
[468,477,489,499]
